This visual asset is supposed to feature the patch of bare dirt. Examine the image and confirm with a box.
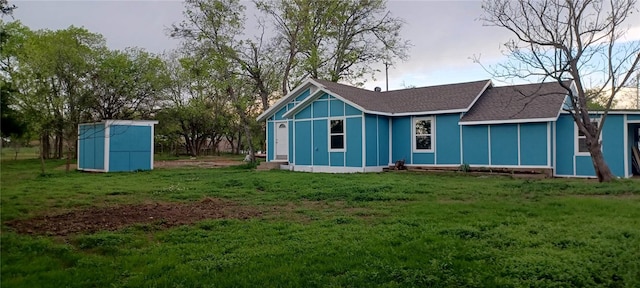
[5,198,261,236]
[154,158,241,169]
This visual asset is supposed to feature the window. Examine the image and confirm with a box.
[576,119,600,154]
[414,117,433,151]
[330,119,345,150]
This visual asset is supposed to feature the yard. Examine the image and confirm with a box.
[1,158,639,287]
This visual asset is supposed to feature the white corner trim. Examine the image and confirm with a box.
[150,124,155,170]
[623,115,629,177]
[104,125,110,172]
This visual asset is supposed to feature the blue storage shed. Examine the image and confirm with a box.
[77,120,158,172]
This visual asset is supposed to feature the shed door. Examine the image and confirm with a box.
[275,122,288,160]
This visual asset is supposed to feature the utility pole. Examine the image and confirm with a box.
[384,62,389,91]
[636,71,639,109]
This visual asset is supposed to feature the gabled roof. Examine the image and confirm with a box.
[313,78,491,115]
[460,81,570,125]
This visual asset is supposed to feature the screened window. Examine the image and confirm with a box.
[577,120,599,154]
[330,119,345,150]
[414,117,433,151]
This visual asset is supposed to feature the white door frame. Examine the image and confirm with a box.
[274,121,289,161]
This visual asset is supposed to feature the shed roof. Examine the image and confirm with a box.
[313,78,491,115]
[460,81,570,124]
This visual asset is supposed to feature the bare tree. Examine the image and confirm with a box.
[480,0,640,182]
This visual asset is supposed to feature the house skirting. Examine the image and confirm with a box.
[289,165,386,173]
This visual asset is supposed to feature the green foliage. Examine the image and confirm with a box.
[2,160,640,287]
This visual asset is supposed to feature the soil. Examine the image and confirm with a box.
[154,158,241,169]
[5,198,262,236]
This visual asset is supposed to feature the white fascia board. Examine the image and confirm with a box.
[105,120,158,126]
[256,79,318,122]
[381,109,468,117]
[559,110,640,115]
[464,80,493,111]
[459,117,557,126]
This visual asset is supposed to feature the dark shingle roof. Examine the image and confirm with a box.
[460,81,569,123]
[313,78,490,114]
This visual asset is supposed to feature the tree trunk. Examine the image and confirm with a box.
[235,131,242,155]
[587,138,615,182]
[41,132,50,159]
[55,132,62,159]
[39,140,46,175]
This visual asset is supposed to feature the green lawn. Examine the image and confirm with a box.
[2,159,639,287]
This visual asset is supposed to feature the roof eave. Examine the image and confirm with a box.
[256,78,322,122]
[282,82,370,119]
[459,117,558,126]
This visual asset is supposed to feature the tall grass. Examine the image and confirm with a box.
[2,159,639,287]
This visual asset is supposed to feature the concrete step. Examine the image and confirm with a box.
[257,161,287,171]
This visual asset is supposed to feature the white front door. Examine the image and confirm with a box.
[275,121,288,160]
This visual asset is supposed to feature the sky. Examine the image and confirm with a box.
[8,0,640,93]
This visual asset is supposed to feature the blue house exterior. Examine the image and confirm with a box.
[257,79,640,178]
[78,120,158,172]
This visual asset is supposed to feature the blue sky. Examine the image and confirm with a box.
[9,0,640,92]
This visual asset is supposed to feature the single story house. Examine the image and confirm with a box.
[256,78,640,178]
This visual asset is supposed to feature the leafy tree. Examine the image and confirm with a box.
[88,47,170,120]
[256,0,409,93]
[480,0,640,182]
[157,52,232,156]
[172,0,262,161]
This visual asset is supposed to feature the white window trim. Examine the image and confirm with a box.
[413,116,435,153]
[329,118,346,152]
[575,118,601,156]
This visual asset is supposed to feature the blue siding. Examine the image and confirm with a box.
[312,100,328,118]
[555,115,574,175]
[413,153,435,164]
[628,124,639,175]
[365,114,378,167]
[378,116,390,166]
[554,114,628,177]
[330,100,344,117]
[294,121,312,165]
[288,120,294,163]
[78,123,105,170]
[345,117,363,167]
[330,152,344,166]
[274,106,288,121]
[345,104,361,116]
[519,123,548,166]
[462,126,489,165]
[110,126,150,152]
[391,117,412,164]
[436,114,461,165]
[575,156,595,176]
[627,114,640,121]
[312,120,329,165]
[109,125,152,172]
[267,122,274,161]
[490,124,518,165]
[297,106,312,119]
[294,88,311,102]
[601,115,625,176]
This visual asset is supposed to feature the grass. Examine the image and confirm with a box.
[2,159,640,287]
[1,146,39,161]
